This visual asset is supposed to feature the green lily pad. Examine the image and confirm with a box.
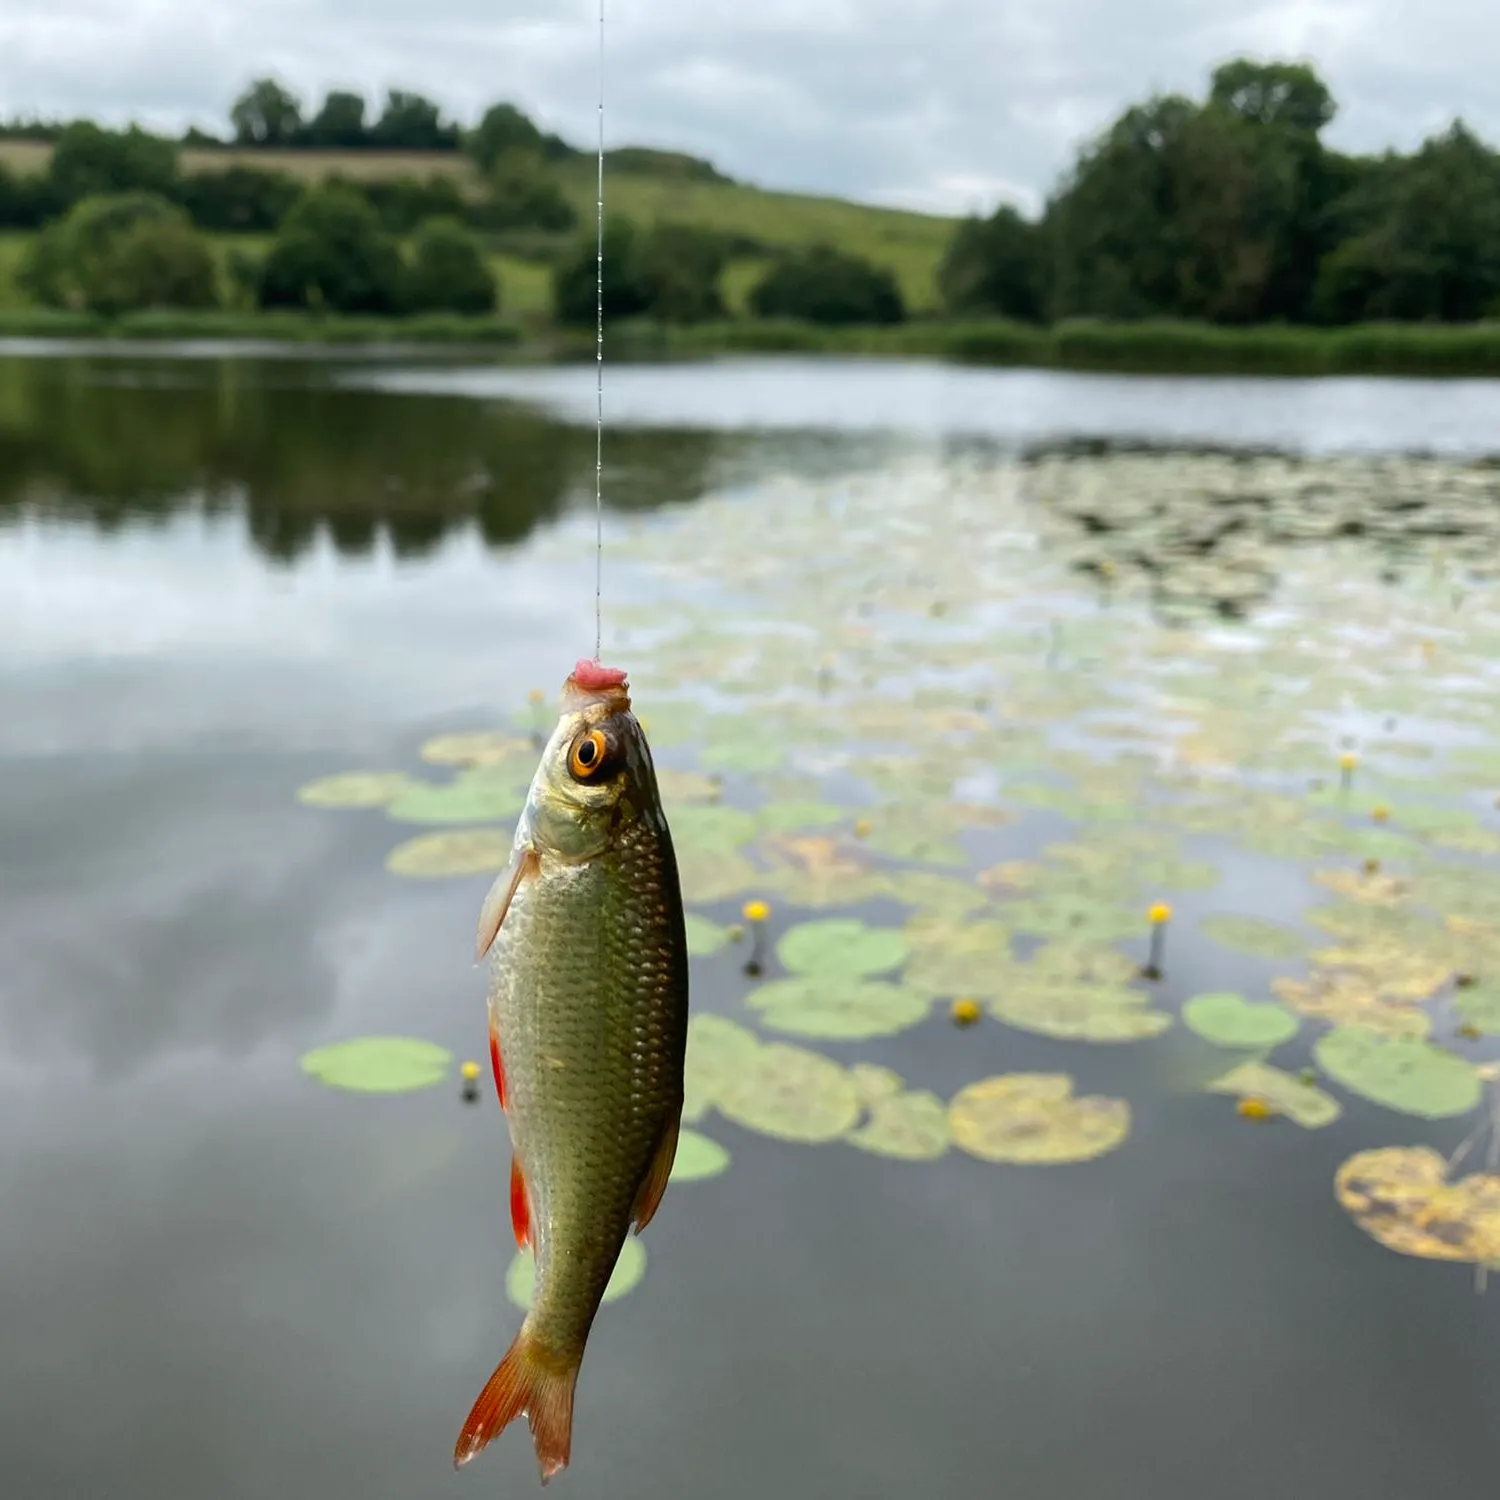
[670,806,761,856]
[847,1090,952,1160]
[670,1128,732,1181]
[1000,894,1144,945]
[300,1036,452,1093]
[386,773,528,825]
[700,741,784,773]
[684,914,735,957]
[883,871,988,920]
[754,800,849,834]
[776,919,910,978]
[385,828,514,878]
[683,1013,761,1122]
[849,1062,905,1105]
[1456,983,1500,1036]
[949,1074,1131,1165]
[989,970,1171,1044]
[718,1041,861,1143]
[901,918,1013,997]
[1183,993,1300,1049]
[420,732,533,767]
[297,772,421,808]
[505,1235,645,1311]
[1199,914,1307,960]
[677,849,760,905]
[1206,1060,1341,1128]
[747,976,931,1040]
[1313,1028,1482,1119]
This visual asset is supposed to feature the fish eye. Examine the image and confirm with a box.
[569,729,608,780]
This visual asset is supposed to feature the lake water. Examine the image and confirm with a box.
[4,350,1500,1500]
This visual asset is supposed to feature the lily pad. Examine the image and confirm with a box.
[1198,914,1307,960]
[847,1090,952,1160]
[718,1041,861,1143]
[776,919,910,978]
[1313,1028,1482,1119]
[989,969,1171,1044]
[849,1062,905,1105]
[669,1127,732,1182]
[386,773,527,825]
[420,732,532,767]
[671,806,760,856]
[297,772,421,808]
[505,1235,646,1311]
[700,741,783,774]
[746,976,931,1040]
[754,800,849,834]
[683,1013,761,1122]
[385,828,514,878]
[884,871,988,919]
[949,1074,1131,1165]
[1334,1145,1500,1263]
[1455,983,1500,1037]
[300,1036,452,1094]
[1206,1060,1342,1128]
[677,849,760,905]
[1182,992,1300,1049]
[684,913,735,958]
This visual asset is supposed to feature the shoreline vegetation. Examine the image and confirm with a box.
[8,59,1500,375]
[9,308,1500,377]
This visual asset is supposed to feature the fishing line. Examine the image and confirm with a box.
[593,0,606,662]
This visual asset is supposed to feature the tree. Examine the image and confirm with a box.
[371,90,458,150]
[636,223,726,323]
[749,245,904,325]
[18,193,217,314]
[174,166,300,233]
[939,205,1046,320]
[0,164,56,229]
[467,103,546,173]
[470,157,576,232]
[1311,123,1500,322]
[403,217,498,314]
[552,217,651,325]
[302,90,368,149]
[258,184,404,313]
[1043,94,1198,319]
[1209,59,1335,134]
[230,78,304,147]
[48,122,177,206]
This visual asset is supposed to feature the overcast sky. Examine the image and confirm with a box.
[2,0,1498,217]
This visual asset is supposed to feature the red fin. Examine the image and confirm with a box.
[571,658,628,691]
[476,846,537,962]
[487,1007,507,1112]
[509,1156,531,1250]
[454,1331,579,1483]
[631,1113,681,1234]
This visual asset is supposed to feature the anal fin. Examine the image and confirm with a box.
[475,846,538,962]
[510,1156,532,1250]
[631,1112,681,1234]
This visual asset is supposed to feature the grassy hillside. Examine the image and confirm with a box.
[0,141,955,311]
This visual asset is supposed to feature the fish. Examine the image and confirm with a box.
[454,658,690,1484]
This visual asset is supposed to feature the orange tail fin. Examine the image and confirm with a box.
[453,1329,580,1484]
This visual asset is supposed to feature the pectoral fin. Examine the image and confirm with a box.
[630,1112,681,1234]
[475,845,538,961]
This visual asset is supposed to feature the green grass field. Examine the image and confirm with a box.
[0,141,954,312]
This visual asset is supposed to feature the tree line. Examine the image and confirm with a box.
[6,57,1496,328]
[942,58,1500,325]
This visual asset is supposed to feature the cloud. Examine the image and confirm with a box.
[2,0,1500,213]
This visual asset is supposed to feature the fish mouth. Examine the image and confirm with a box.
[561,658,631,714]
